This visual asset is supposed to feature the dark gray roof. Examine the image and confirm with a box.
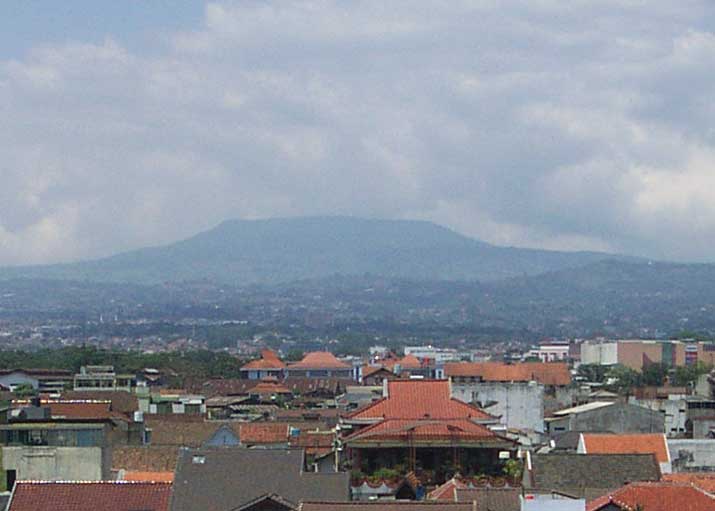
[527,453,661,498]
[0,493,9,511]
[170,448,349,511]
[455,487,520,511]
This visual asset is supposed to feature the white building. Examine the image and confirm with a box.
[403,345,464,363]
[580,341,619,366]
[527,344,570,362]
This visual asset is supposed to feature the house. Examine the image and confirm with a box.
[0,399,143,486]
[341,380,514,485]
[301,504,474,511]
[73,366,135,392]
[577,433,672,474]
[361,366,399,386]
[545,402,664,436]
[429,474,521,501]
[522,453,661,501]
[170,448,349,511]
[286,352,353,379]
[7,481,172,511]
[586,482,715,511]
[337,385,383,411]
[245,378,294,403]
[450,380,545,433]
[241,349,287,380]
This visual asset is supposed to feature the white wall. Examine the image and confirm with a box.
[451,381,544,433]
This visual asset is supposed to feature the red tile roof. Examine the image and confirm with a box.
[428,476,468,500]
[346,418,499,444]
[664,473,715,494]
[241,349,286,371]
[581,433,670,464]
[396,354,422,370]
[346,380,493,421]
[8,481,172,511]
[444,362,571,386]
[587,482,715,511]
[249,380,292,395]
[288,352,351,370]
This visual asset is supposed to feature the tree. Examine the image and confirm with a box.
[642,363,668,387]
[577,364,609,383]
[605,365,641,393]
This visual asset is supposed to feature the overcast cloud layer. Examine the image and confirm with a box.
[2,1,715,265]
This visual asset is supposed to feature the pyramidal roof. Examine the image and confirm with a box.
[288,352,351,370]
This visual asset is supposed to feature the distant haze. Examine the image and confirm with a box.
[2,2,715,265]
[0,217,635,285]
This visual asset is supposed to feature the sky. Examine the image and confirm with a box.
[2,1,715,265]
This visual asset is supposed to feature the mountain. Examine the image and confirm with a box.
[0,216,633,285]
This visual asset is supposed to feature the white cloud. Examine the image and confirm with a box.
[1,1,715,265]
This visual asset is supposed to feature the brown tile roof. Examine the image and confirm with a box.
[59,391,138,415]
[249,380,292,395]
[300,503,474,511]
[288,352,351,370]
[664,473,715,493]
[345,418,501,445]
[145,418,324,447]
[527,453,662,498]
[111,446,180,472]
[580,433,670,464]
[587,482,715,511]
[8,481,172,511]
[241,349,286,371]
[240,423,289,444]
[289,430,336,456]
[122,471,174,482]
[12,399,123,421]
[346,380,493,421]
[455,487,521,511]
[187,377,347,398]
[444,362,572,386]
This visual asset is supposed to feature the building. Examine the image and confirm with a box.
[286,352,353,379]
[528,343,571,363]
[404,346,465,364]
[586,482,715,511]
[444,362,571,388]
[450,381,545,433]
[0,369,72,394]
[240,349,287,380]
[522,453,661,501]
[137,388,206,416]
[545,402,665,436]
[74,366,135,392]
[579,342,619,366]
[577,433,672,473]
[341,380,515,485]
[0,399,143,487]
[668,439,715,472]
[169,448,349,511]
[7,481,172,511]
[581,339,715,372]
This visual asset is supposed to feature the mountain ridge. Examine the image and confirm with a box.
[0,216,636,285]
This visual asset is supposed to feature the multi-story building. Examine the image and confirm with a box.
[581,339,715,371]
[73,366,135,392]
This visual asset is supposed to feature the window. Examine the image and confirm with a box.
[6,470,16,491]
